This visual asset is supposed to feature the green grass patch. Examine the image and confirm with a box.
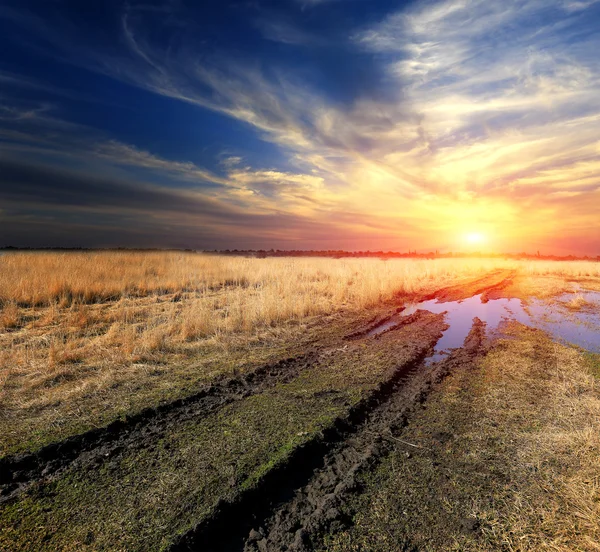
[0,311,360,459]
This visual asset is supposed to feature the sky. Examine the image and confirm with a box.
[1,0,600,254]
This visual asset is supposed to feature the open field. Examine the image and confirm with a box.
[0,252,515,455]
[1,252,600,551]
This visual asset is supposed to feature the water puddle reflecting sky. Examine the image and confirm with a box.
[398,290,600,363]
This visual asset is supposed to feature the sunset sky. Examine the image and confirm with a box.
[1,0,600,253]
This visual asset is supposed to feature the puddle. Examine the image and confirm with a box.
[391,290,600,363]
[526,291,600,354]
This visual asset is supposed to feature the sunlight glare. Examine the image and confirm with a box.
[465,232,486,246]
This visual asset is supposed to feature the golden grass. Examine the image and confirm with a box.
[476,330,600,551]
[0,251,598,455]
[1,253,598,397]
[0,251,511,453]
[565,293,595,311]
[499,260,600,299]
[0,251,516,307]
[522,260,600,278]
[0,253,511,372]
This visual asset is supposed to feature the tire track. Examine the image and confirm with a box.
[0,313,438,504]
[425,269,516,303]
[242,319,488,552]
[168,311,448,552]
[0,352,319,502]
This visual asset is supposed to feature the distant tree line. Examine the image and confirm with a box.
[1,246,598,261]
[211,249,600,262]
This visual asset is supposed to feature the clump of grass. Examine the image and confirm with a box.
[0,302,19,330]
[584,353,600,379]
[478,329,600,551]
[565,293,594,311]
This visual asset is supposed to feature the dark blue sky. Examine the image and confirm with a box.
[1,0,600,252]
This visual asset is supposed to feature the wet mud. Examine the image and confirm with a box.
[344,308,406,340]
[426,269,515,303]
[0,353,320,502]
[169,311,448,552]
[240,320,488,552]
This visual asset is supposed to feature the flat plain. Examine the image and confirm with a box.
[1,252,599,551]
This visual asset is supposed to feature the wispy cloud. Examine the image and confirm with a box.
[2,0,600,252]
[93,141,229,187]
[255,17,327,46]
[347,0,600,242]
[562,0,600,12]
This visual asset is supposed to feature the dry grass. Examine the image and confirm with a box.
[0,251,516,308]
[522,260,600,278]
[1,251,598,455]
[565,293,595,311]
[476,329,600,551]
[0,251,510,454]
[494,260,600,299]
[0,252,509,378]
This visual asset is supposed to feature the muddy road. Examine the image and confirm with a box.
[0,271,523,551]
[174,321,488,552]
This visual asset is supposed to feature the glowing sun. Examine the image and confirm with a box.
[465,232,486,246]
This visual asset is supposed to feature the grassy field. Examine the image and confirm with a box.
[0,252,511,455]
[1,252,599,551]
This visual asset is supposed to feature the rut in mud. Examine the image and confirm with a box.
[169,317,488,552]
[243,320,488,552]
[0,313,440,505]
[343,308,406,340]
[0,352,320,502]
[168,311,446,552]
[426,269,515,303]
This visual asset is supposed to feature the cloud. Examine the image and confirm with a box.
[255,18,327,46]
[0,155,418,250]
[2,0,600,252]
[93,141,229,187]
[352,1,600,193]
[0,157,228,217]
[562,0,600,11]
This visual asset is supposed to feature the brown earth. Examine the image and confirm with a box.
[240,321,488,552]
